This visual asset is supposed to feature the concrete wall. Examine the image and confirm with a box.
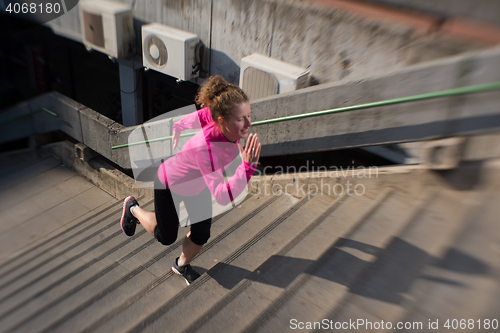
[2,45,500,170]
[364,0,500,26]
[249,45,500,156]
[37,0,482,86]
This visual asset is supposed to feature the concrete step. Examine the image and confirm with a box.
[0,162,76,240]
[246,188,427,333]
[0,149,58,179]
[1,155,496,333]
[0,196,125,281]
[122,194,343,333]
[3,194,295,333]
[0,152,60,195]
[183,189,386,333]
[397,190,500,330]
[0,164,117,265]
[58,195,297,332]
[0,148,36,170]
[64,194,297,333]
[32,177,385,333]
[0,199,153,325]
[0,197,151,301]
[0,199,152,332]
[330,189,481,332]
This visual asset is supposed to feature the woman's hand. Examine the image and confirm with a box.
[172,130,181,150]
[238,133,261,166]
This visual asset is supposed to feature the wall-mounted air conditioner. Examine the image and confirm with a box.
[142,23,201,81]
[79,0,135,58]
[239,54,310,100]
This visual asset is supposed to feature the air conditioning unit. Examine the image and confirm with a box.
[239,54,310,100]
[79,0,135,58]
[142,23,200,81]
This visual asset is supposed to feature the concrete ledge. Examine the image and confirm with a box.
[42,141,153,200]
[79,106,128,167]
[420,137,467,170]
[39,138,498,207]
[249,158,497,200]
[248,45,500,157]
[463,133,500,161]
[2,45,500,170]
[248,165,419,199]
[481,158,500,189]
[74,143,98,162]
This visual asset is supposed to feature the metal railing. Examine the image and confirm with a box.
[111,81,500,150]
[0,107,58,127]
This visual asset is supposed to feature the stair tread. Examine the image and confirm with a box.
[0,200,152,303]
[0,194,125,279]
[332,189,481,330]
[74,194,299,333]
[1,155,498,333]
[132,194,335,333]
[399,190,500,325]
[187,192,379,333]
[10,194,296,333]
[251,189,423,333]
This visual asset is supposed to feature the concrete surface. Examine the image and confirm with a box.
[0,143,498,333]
[2,45,500,170]
[41,141,153,201]
[36,0,486,86]
[0,149,117,265]
[364,0,500,27]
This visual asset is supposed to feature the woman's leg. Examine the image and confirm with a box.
[178,231,203,266]
[133,206,157,237]
[178,187,212,266]
[152,186,181,246]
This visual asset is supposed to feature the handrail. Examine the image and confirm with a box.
[111,81,500,150]
[0,107,58,127]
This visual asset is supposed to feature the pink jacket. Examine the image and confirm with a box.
[157,107,256,206]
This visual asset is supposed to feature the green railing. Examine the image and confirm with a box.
[111,81,500,150]
[0,107,58,127]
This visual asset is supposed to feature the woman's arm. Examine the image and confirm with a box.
[172,107,212,132]
[172,107,212,149]
[197,152,257,206]
[197,134,260,205]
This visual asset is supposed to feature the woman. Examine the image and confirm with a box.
[120,75,261,285]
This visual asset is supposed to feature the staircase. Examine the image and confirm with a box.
[0,153,498,333]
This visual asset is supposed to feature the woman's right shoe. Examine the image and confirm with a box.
[121,196,139,236]
[172,257,201,285]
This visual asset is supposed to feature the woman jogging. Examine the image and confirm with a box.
[120,75,261,285]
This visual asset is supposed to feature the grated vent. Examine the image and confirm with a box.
[242,67,279,100]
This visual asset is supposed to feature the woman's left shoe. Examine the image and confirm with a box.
[120,196,139,236]
[172,257,201,285]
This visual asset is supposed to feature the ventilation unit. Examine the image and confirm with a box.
[240,54,310,100]
[79,0,135,58]
[142,23,201,81]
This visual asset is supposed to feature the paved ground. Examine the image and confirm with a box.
[0,149,117,264]
[0,147,499,333]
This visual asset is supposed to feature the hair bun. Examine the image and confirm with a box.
[195,75,248,124]
[206,75,229,100]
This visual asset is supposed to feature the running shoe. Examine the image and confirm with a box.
[172,257,201,285]
[121,196,139,236]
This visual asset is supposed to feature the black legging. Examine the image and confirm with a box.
[153,175,212,246]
